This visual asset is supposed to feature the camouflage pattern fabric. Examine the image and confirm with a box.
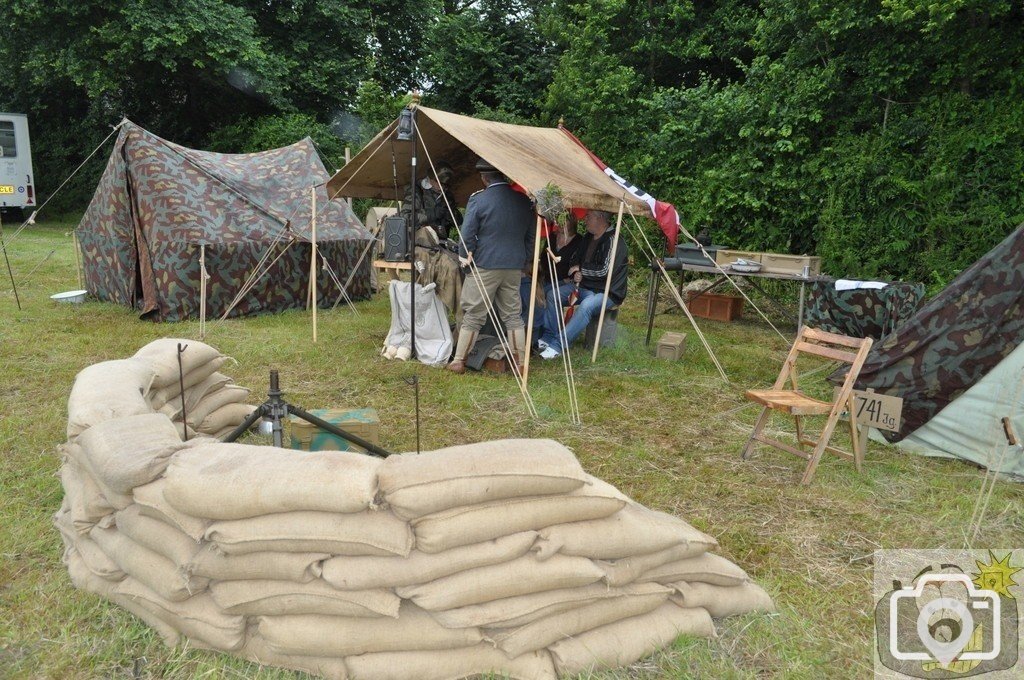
[805,277,925,340]
[77,121,372,321]
[830,222,1024,441]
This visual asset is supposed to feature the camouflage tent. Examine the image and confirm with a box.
[832,223,1024,475]
[77,120,372,322]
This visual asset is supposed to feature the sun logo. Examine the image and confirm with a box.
[971,550,1021,599]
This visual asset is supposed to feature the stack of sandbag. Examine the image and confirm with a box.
[135,339,255,439]
[57,344,772,679]
[55,340,259,654]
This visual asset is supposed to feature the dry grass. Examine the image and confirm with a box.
[0,220,1021,679]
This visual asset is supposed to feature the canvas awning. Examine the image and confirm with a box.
[326,106,650,214]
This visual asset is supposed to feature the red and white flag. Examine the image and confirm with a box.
[560,127,680,255]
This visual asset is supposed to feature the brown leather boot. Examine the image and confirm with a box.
[507,327,527,373]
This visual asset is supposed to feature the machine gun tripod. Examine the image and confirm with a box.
[222,369,392,458]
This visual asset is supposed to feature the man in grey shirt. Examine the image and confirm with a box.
[448,158,535,373]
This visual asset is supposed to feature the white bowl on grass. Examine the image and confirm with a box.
[50,290,87,304]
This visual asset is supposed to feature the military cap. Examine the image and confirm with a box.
[474,157,498,172]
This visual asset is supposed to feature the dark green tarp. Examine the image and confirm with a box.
[77,120,372,321]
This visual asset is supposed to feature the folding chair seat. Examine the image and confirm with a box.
[740,326,873,485]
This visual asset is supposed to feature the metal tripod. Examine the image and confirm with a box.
[222,369,392,458]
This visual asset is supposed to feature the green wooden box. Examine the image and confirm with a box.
[289,408,380,453]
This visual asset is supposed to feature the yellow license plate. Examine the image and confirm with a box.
[0,186,14,194]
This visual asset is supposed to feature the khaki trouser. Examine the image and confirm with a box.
[459,268,524,333]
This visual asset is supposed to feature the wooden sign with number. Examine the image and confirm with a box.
[850,389,903,432]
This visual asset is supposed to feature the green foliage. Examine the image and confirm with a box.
[2,0,1023,284]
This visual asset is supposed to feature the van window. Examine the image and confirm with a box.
[0,121,16,158]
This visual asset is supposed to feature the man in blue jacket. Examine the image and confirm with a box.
[447,158,535,373]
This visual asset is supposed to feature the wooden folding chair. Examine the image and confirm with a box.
[740,326,874,484]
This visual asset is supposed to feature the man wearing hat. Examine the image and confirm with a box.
[400,160,461,240]
[447,158,535,374]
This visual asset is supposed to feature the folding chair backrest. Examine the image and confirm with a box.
[772,326,872,392]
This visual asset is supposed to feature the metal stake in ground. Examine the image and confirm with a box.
[0,212,21,310]
[176,343,189,441]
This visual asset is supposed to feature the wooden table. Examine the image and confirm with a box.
[644,261,813,345]
[373,259,412,283]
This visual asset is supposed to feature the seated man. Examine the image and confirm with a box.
[400,161,461,240]
[530,214,585,352]
[540,209,627,359]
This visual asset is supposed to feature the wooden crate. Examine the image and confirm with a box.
[715,249,763,266]
[760,253,821,276]
[687,293,744,322]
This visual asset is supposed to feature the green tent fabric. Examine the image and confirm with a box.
[831,222,1024,474]
[77,120,372,321]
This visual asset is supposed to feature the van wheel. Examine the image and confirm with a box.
[0,207,24,223]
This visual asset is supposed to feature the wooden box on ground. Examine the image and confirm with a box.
[290,408,380,453]
[760,253,822,276]
[715,249,762,266]
[656,332,687,360]
[687,293,744,322]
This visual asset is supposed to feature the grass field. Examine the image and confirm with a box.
[1,219,1021,679]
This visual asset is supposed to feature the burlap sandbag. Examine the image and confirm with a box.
[533,503,718,561]
[548,603,715,676]
[132,478,210,541]
[396,554,605,611]
[431,582,672,630]
[209,579,400,618]
[204,510,412,556]
[636,552,749,587]
[153,372,236,420]
[377,439,588,519]
[485,588,671,658]
[66,359,156,438]
[412,482,626,554]
[108,593,182,647]
[62,443,134,511]
[258,602,483,658]
[164,444,381,519]
[188,544,326,582]
[196,403,256,435]
[669,581,775,618]
[149,357,230,407]
[186,385,250,428]
[133,338,225,389]
[114,578,247,651]
[90,526,208,602]
[77,414,184,494]
[115,505,202,567]
[597,542,709,587]
[242,634,349,680]
[321,531,537,591]
[59,461,115,533]
[54,508,125,581]
[345,644,557,680]
[65,544,123,594]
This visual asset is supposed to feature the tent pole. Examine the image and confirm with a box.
[523,214,543,386]
[199,244,207,339]
[344,147,353,211]
[311,186,318,344]
[592,203,624,363]
[73,231,84,289]
[408,110,418,360]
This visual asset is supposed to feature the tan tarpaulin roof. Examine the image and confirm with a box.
[326,106,649,214]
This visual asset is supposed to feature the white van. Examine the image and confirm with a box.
[0,113,36,220]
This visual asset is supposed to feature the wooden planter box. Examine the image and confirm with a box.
[687,293,744,322]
